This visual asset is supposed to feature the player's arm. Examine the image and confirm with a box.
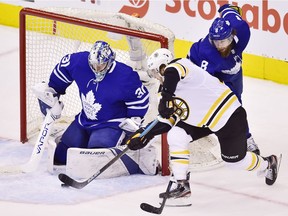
[218,4,242,18]
[124,70,150,117]
[158,66,181,119]
[127,115,178,150]
[218,4,250,52]
[120,70,150,133]
[48,54,74,95]
[32,53,75,118]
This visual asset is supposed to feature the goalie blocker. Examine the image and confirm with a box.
[47,136,159,179]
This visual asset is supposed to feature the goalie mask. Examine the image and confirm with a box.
[88,41,116,82]
[147,48,174,82]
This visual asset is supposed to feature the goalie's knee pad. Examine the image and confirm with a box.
[137,145,159,175]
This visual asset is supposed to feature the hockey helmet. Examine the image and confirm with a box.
[209,18,234,50]
[88,41,116,82]
[147,48,174,78]
[209,17,233,40]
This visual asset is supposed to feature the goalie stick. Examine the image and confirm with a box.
[58,118,159,189]
[140,180,173,214]
[0,110,55,174]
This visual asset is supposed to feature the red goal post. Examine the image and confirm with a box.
[19,7,173,175]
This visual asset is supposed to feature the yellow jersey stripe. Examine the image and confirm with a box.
[209,95,238,129]
[170,159,190,165]
[247,153,259,171]
[166,63,187,78]
[170,150,190,155]
[197,89,232,127]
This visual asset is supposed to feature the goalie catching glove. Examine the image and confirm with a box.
[32,81,64,119]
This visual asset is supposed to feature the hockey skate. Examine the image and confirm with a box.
[159,173,192,207]
[264,154,282,186]
[247,136,260,155]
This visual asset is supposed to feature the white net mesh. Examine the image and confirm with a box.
[189,135,223,171]
[21,8,173,141]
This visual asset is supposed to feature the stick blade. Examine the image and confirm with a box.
[58,173,86,189]
[140,203,163,214]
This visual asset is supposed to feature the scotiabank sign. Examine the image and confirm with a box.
[34,0,288,60]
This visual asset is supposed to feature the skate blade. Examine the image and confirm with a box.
[160,197,192,207]
[277,154,282,173]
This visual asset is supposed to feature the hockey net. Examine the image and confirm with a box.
[19,7,222,176]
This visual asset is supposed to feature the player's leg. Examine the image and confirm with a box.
[226,78,260,155]
[88,126,125,148]
[246,123,260,155]
[216,107,280,185]
[163,126,192,207]
[54,120,89,165]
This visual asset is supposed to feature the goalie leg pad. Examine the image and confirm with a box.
[134,145,159,175]
[65,145,158,179]
[47,136,65,174]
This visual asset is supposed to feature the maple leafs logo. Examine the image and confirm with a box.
[81,90,102,120]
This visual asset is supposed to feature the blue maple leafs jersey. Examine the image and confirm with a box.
[187,8,250,103]
[48,51,149,129]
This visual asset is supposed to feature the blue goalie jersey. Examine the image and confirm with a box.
[48,51,149,129]
[187,8,250,102]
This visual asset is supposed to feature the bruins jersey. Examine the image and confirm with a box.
[165,58,241,132]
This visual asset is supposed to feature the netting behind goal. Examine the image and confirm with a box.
[19,7,222,176]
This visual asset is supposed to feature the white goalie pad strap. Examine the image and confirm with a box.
[32,81,58,107]
[65,145,158,179]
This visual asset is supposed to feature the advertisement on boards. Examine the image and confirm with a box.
[32,0,288,60]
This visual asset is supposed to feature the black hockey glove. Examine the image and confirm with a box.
[218,4,242,16]
[158,91,175,119]
[127,128,153,150]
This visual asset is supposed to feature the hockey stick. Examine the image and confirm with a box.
[58,118,159,189]
[0,110,55,174]
[140,180,173,214]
